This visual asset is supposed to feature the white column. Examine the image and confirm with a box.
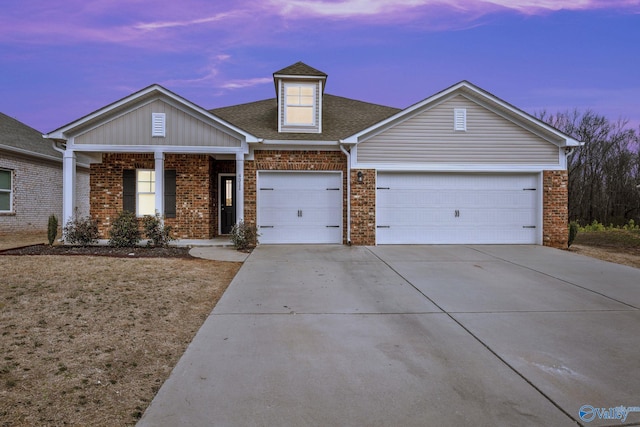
[154,151,165,218]
[62,149,76,231]
[236,152,244,223]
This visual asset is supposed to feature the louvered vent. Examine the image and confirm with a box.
[152,113,166,137]
[454,108,467,131]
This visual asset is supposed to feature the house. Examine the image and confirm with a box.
[43,62,580,248]
[0,112,90,234]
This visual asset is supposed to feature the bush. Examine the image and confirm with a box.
[63,211,99,246]
[108,211,141,247]
[142,214,173,247]
[230,220,259,251]
[47,214,58,246]
[568,221,579,247]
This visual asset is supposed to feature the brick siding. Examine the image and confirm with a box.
[542,170,568,248]
[0,153,89,234]
[90,153,214,239]
[243,150,348,243]
[350,169,376,245]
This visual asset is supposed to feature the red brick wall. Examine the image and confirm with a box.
[243,150,348,242]
[350,169,376,245]
[543,170,568,248]
[90,153,213,239]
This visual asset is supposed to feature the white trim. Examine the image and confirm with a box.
[152,113,166,137]
[354,163,564,172]
[64,144,246,154]
[0,168,13,213]
[218,173,236,235]
[273,74,327,81]
[259,139,339,146]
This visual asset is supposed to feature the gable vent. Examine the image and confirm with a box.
[152,113,166,137]
[454,108,467,131]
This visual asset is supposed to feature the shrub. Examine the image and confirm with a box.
[63,211,99,246]
[108,211,141,247]
[582,220,606,232]
[230,220,259,251]
[142,214,173,247]
[47,214,58,246]
[568,221,579,248]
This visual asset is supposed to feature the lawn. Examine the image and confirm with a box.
[0,232,240,426]
[571,228,640,269]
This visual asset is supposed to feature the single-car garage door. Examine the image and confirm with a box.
[258,172,343,244]
[376,173,539,244]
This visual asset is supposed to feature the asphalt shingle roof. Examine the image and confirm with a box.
[0,112,61,159]
[211,94,401,141]
[273,62,328,77]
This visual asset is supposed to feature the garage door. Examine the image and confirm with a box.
[376,173,539,244]
[258,172,343,244]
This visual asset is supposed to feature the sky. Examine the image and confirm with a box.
[1,0,639,133]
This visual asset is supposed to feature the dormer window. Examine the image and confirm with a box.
[285,83,315,126]
[274,62,327,134]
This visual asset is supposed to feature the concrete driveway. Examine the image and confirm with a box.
[139,245,640,427]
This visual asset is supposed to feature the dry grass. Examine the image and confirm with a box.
[0,233,241,426]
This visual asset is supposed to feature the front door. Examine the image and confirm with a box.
[220,176,236,234]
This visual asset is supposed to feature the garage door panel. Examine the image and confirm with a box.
[377,173,539,245]
[258,172,342,244]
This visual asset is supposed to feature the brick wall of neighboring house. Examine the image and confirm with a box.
[0,152,89,233]
[350,169,376,246]
[90,153,213,239]
[243,150,348,242]
[542,170,569,248]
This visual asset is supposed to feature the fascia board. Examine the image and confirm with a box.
[66,144,247,154]
[354,162,565,172]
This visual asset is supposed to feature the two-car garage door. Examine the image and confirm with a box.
[376,173,540,245]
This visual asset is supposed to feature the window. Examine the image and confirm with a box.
[137,170,156,216]
[123,169,176,218]
[285,84,315,126]
[0,169,12,212]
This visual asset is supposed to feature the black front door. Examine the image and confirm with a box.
[220,176,236,234]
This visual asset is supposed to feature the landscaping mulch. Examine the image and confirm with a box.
[0,244,193,258]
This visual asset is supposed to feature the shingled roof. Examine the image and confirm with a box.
[273,62,328,77]
[0,112,61,160]
[211,94,400,141]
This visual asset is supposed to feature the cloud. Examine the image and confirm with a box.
[133,11,239,31]
[268,0,639,19]
[220,77,273,90]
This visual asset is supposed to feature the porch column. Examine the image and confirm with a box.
[236,152,244,222]
[62,149,76,231]
[154,151,165,218]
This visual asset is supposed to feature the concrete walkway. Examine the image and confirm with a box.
[138,245,640,427]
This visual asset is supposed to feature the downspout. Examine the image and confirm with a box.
[51,140,66,154]
[339,141,352,245]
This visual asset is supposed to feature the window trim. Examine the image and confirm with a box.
[136,169,156,217]
[0,169,13,213]
[283,82,317,127]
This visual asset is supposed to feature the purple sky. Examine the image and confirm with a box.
[1,0,639,133]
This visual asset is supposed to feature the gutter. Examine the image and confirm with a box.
[339,141,352,245]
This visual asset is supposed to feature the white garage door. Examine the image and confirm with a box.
[376,173,539,244]
[258,172,343,244]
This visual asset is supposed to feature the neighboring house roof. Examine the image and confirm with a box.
[0,112,62,162]
[343,80,582,147]
[211,94,401,142]
[273,62,328,77]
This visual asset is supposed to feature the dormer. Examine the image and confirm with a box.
[274,62,327,134]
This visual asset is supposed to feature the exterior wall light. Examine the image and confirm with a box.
[357,171,364,183]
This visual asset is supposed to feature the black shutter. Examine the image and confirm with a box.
[123,170,136,213]
[164,170,176,218]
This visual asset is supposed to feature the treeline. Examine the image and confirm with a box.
[538,110,640,226]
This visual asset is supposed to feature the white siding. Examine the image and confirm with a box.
[75,99,242,147]
[358,95,559,165]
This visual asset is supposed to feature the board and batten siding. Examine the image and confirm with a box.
[357,94,560,165]
[75,99,242,147]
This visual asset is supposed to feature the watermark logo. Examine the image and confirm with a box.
[579,404,640,423]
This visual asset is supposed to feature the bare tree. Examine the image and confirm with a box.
[538,110,640,226]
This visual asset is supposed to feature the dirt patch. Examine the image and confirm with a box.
[570,244,640,269]
[570,229,640,269]
[0,253,241,426]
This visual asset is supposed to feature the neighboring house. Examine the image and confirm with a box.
[0,112,90,234]
[43,62,580,247]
